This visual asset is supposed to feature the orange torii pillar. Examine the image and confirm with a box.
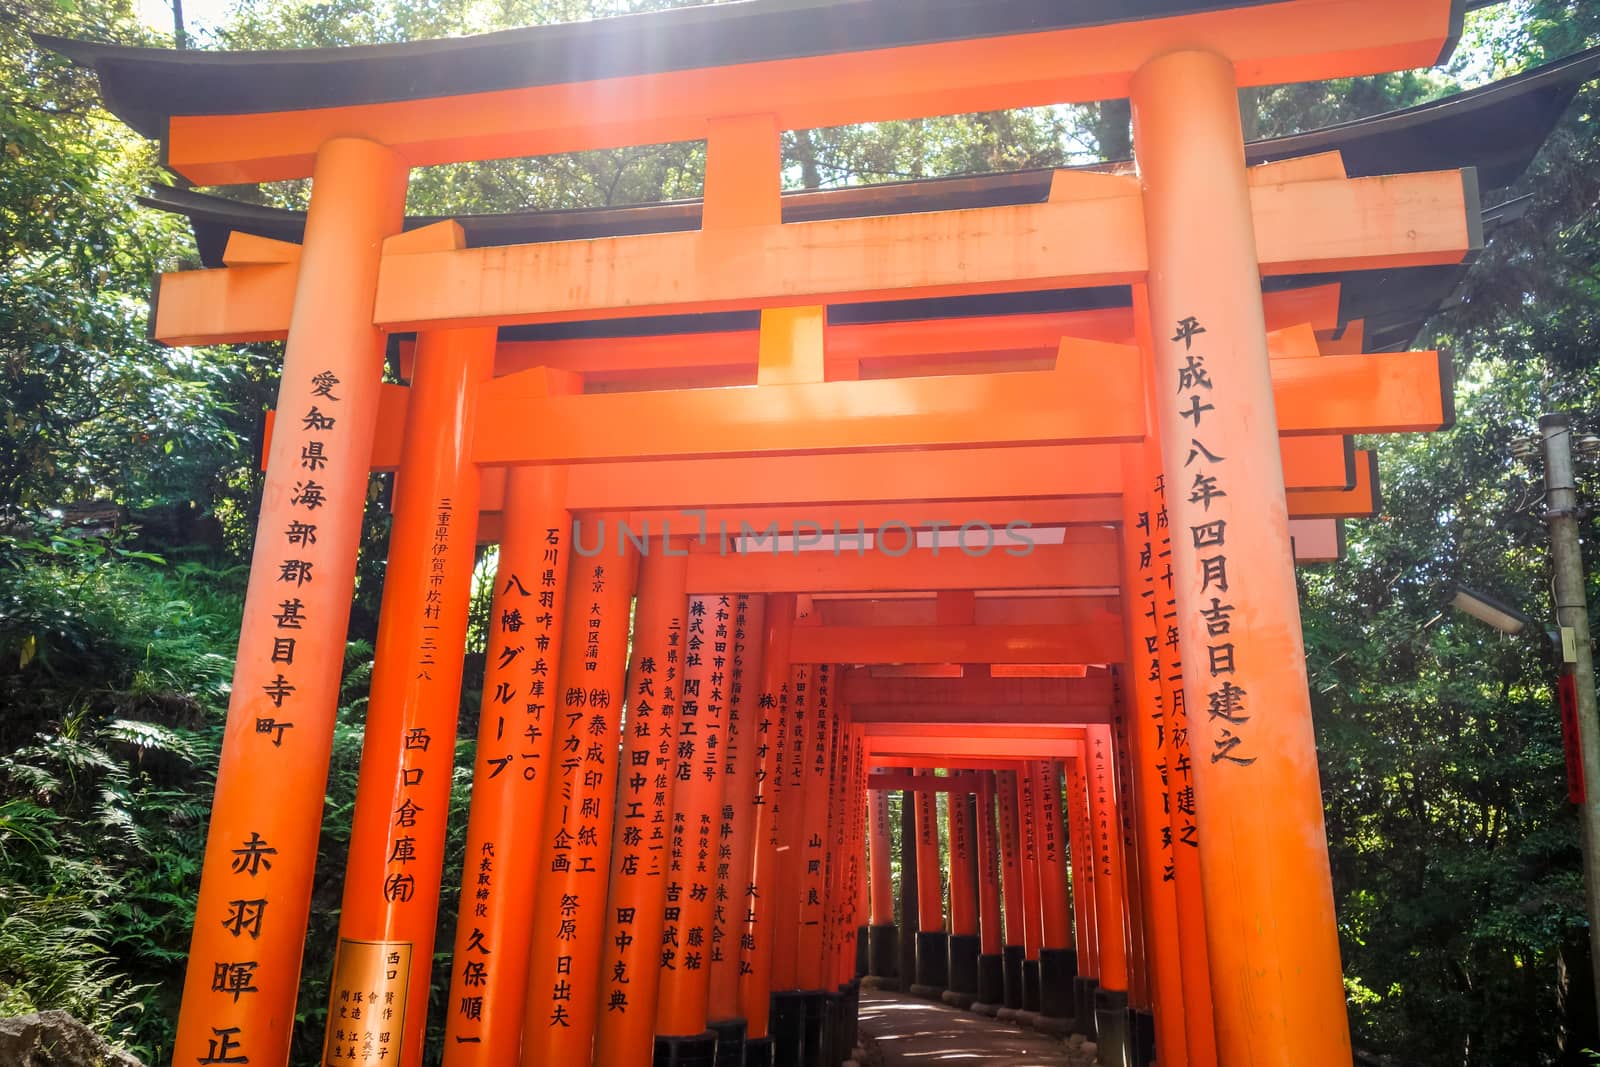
[793,664,837,1067]
[945,772,982,1005]
[441,466,572,1062]
[1034,759,1077,1030]
[707,594,768,1064]
[1133,48,1354,1065]
[591,554,689,1066]
[911,768,949,994]
[169,138,405,1067]
[1087,726,1133,1061]
[866,787,898,979]
[736,597,798,1067]
[1117,432,1189,1067]
[323,326,491,1066]
[813,679,851,1066]
[1112,697,1158,1065]
[1017,759,1044,1013]
[974,771,1007,1009]
[652,592,734,1065]
[518,543,639,1065]
[997,769,1027,1011]
[1064,755,1099,1034]
[768,662,813,1065]
[896,779,921,994]
[841,726,869,1057]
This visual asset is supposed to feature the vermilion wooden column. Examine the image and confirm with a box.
[896,783,921,996]
[518,543,639,1066]
[975,772,1006,1007]
[768,662,811,1064]
[442,466,572,1062]
[1133,47,1353,1066]
[912,768,948,992]
[1117,433,1190,1067]
[1064,755,1099,1032]
[793,664,835,1067]
[946,772,981,1001]
[707,594,767,1061]
[1017,759,1044,1012]
[592,556,689,1066]
[1112,686,1157,1064]
[654,593,738,1062]
[1035,759,1076,1025]
[737,596,797,1067]
[867,788,897,978]
[997,769,1027,1010]
[171,137,406,1067]
[323,326,492,1066]
[1087,724,1132,1054]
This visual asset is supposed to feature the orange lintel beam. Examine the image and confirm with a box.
[868,773,979,794]
[365,353,1440,469]
[854,704,1113,727]
[1281,451,1381,519]
[471,339,1143,464]
[866,737,1082,760]
[371,170,1469,331]
[153,261,297,347]
[816,596,1118,628]
[165,0,1454,184]
[681,541,1116,595]
[1289,519,1346,563]
[1275,352,1454,435]
[787,623,1123,666]
[843,669,1114,708]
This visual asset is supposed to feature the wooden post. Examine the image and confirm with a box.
[707,595,768,1060]
[1086,725,1133,1060]
[1117,432,1190,1067]
[867,787,897,978]
[896,785,921,997]
[737,595,796,1067]
[1133,47,1353,1065]
[768,662,811,1064]
[1065,755,1099,1032]
[323,326,492,1066]
[997,769,1027,1010]
[592,555,690,1066]
[1035,759,1076,1024]
[912,768,948,992]
[442,465,573,1062]
[1018,758,1044,1012]
[975,772,1006,1007]
[518,542,639,1065]
[654,593,739,1061]
[170,136,405,1067]
[940,777,979,1004]
[946,772,981,1000]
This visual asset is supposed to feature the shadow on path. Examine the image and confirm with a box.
[856,990,1084,1066]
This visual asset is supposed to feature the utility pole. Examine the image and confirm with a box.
[1539,412,1600,1017]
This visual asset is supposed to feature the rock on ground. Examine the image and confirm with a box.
[0,1011,145,1067]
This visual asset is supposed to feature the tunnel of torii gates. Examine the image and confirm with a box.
[43,2,1600,1066]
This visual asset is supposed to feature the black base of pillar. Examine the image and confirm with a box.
[915,931,950,989]
[710,1018,747,1067]
[1073,976,1100,1037]
[1021,958,1042,1013]
[868,923,899,978]
[840,981,860,1060]
[655,1031,720,1067]
[856,925,871,978]
[947,934,981,995]
[801,992,826,1067]
[1038,947,1077,1021]
[1130,1008,1156,1067]
[1001,945,1025,1009]
[744,1036,774,1067]
[976,953,1005,1006]
[771,992,806,1067]
[1093,988,1129,1065]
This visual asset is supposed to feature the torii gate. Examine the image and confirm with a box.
[46,2,1478,1066]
